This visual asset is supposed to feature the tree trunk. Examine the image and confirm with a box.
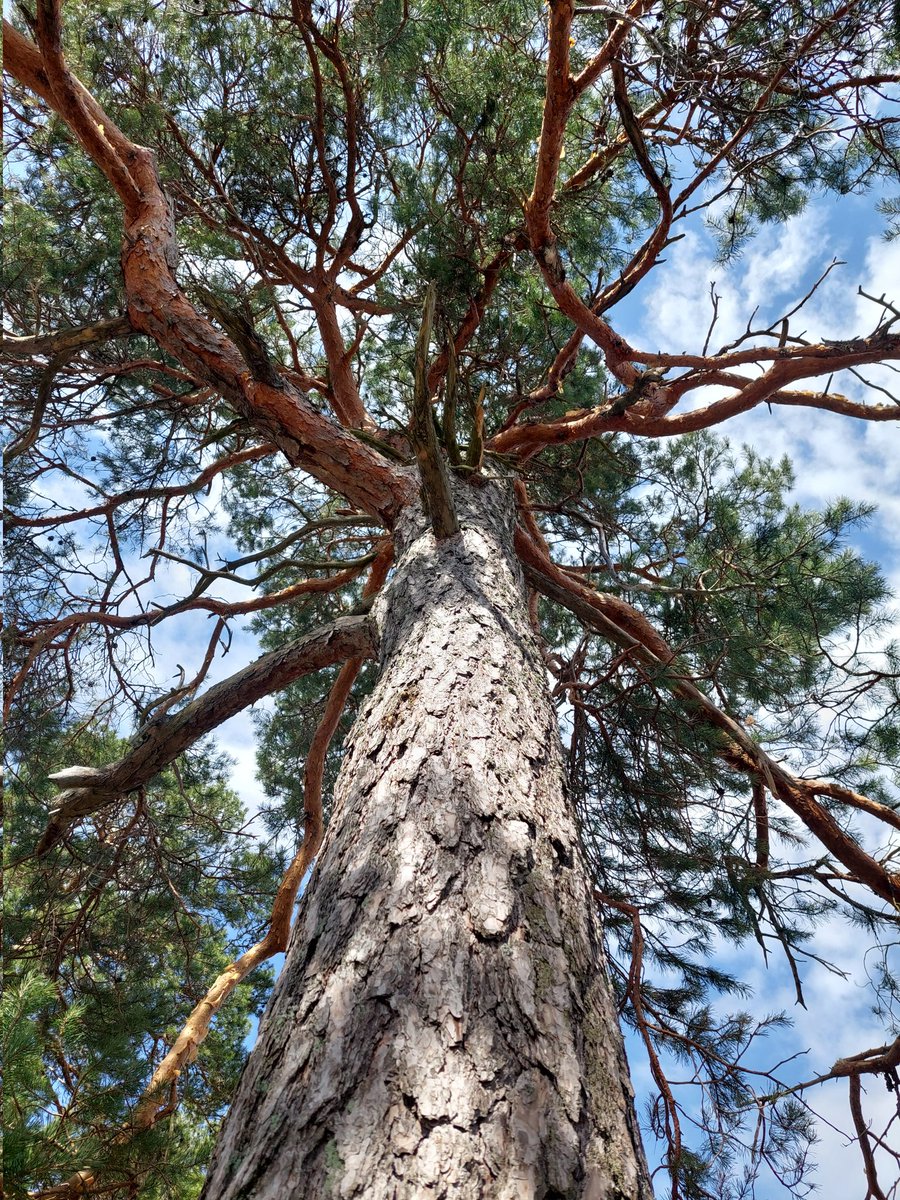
[201,478,652,1200]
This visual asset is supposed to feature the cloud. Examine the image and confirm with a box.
[636,206,834,356]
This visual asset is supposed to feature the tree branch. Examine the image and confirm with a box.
[0,314,133,358]
[425,250,510,395]
[3,15,412,526]
[36,615,378,855]
[409,284,459,539]
[128,544,391,1139]
[489,333,900,456]
[515,494,900,907]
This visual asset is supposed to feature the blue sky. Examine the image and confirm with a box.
[611,191,900,1195]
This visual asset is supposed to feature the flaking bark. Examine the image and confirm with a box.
[201,478,651,1200]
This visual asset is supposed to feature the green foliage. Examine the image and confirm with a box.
[542,433,900,1193]
[555,431,897,921]
[4,722,279,1197]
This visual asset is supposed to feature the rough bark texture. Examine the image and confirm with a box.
[201,478,652,1200]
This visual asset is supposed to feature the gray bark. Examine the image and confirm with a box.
[201,478,652,1200]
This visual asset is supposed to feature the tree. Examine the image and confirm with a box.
[4,0,900,1196]
[3,718,280,1198]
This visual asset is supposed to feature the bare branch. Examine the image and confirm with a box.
[36,615,378,855]
[0,314,133,358]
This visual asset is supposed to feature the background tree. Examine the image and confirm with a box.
[4,1,900,1196]
[4,718,279,1198]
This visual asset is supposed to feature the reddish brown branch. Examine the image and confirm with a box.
[6,444,275,528]
[752,781,770,872]
[500,327,585,431]
[514,488,900,907]
[4,564,372,725]
[523,1,652,386]
[3,16,412,525]
[775,1034,900,1097]
[425,250,510,395]
[312,291,374,430]
[492,0,900,452]
[488,346,900,456]
[33,0,142,208]
[129,840,315,1135]
[811,781,900,834]
[850,1074,890,1200]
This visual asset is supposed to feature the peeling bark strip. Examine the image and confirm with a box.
[201,479,651,1200]
[38,615,377,855]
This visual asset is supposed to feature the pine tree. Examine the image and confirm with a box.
[4,721,279,1197]
[4,2,900,1196]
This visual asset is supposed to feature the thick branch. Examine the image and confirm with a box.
[33,0,142,207]
[3,17,412,525]
[489,337,900,456]
[515,506,900,907]
[37,615,377,855]
[0,314,133,358]
[312,292,374,429]
[524,1,650,386]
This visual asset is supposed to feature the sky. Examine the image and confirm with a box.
[615,195,900,1196]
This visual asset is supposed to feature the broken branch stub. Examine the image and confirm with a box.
[410,283,459,539]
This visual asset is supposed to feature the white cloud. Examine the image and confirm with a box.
[637,206,834,357]
[856,236,900,321]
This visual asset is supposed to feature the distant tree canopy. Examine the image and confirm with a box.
[4,2,900,1197]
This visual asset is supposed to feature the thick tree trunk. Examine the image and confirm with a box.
[201,479,652,1200]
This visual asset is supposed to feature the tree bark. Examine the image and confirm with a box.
[201,478,652,1200]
